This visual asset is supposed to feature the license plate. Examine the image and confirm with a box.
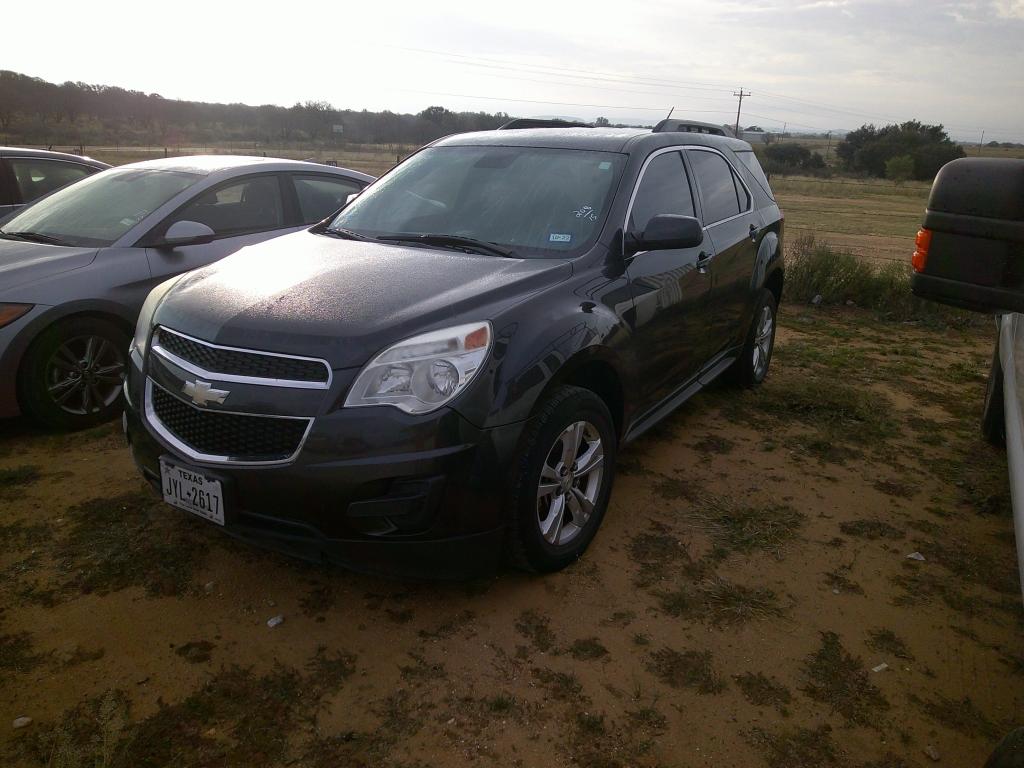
[159,459,225,526]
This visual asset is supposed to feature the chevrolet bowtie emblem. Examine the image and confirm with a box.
[183,379,229,407]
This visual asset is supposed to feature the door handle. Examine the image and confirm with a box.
[696,251,713,270]
[749,223,760,241]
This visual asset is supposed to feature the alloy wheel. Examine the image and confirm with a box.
[752,305,774,379]
[536,420,604,546]
[44,335,125,416]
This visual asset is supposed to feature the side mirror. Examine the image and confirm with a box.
[626,214,704,256]
[910,158,1024,314]
[158,220,216,249]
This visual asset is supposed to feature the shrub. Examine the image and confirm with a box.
[885,154,914,184]
[784,235,982,325]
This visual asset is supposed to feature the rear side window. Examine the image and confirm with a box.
[688,150,746,225]
[168,175,284,236]
[734,150,775,200]
[292,174,365,223]
[628,151,696,234]
[9,158,94,204]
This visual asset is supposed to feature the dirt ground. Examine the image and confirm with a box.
[1,305,1021,768]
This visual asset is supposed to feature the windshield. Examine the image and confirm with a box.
[328,146,626,257]
[0,167,201,247]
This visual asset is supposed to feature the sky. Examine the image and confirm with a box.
[4,0,1023,141]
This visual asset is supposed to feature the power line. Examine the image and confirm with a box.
[380,44,1020,138]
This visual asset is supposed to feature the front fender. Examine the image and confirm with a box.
[452,297,631,430]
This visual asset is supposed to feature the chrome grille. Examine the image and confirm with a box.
[148,382,310,463]
[154,327,330,386]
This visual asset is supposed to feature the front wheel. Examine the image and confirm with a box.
[728,289,777,388]
[506,385,617,573]
[18,317,129,430]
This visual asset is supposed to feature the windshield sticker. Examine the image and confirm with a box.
[598,161,612,170]
[549,233,572,243]
[574,205,598,221]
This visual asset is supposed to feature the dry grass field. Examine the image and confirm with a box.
[770,176,929,265]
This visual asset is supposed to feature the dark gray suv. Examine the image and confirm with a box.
[123,120,784,577]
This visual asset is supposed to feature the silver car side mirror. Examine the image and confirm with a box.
[161,220,216,248]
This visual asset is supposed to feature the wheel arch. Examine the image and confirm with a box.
[527,347,627,442]
[14,303,136,402]
[749,225,784,314]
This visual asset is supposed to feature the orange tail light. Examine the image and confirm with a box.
[912,228,932,273]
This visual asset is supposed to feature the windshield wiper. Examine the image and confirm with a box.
[376,233,515,258]
[322,226,374,242]
[0,230,71,246]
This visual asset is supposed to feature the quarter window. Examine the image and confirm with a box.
[628,151,695,235]
[167,175,284,237]
[688,150,747,225]
[9,159,94,203]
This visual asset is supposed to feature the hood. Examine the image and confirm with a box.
[154,229,572,368]
[0,240,99,295]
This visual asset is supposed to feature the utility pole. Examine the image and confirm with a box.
[979,129,985,156]
[825,131,833,161]
[733,88,751,136]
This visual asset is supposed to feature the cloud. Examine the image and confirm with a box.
[993,0,1024,17]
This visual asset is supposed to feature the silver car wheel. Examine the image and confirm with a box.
[45,335,125,416]
[536,420,604,546]
[752,305,774,379]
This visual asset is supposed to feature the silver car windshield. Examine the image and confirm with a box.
[0,168,201,248]
[328,146,626,257]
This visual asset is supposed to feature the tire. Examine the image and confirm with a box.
[728,288,778,389]
[982,337,1006,447]
[18,316,129,430]
[506,385,617,573]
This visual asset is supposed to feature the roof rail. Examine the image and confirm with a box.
[498,118,592,130]
[652,119,734,137]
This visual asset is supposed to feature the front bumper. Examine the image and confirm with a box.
[124,371,524,579]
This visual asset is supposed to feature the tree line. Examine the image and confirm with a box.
[0,71,980,182]
[0,71,512,147]
[758,121,968,181]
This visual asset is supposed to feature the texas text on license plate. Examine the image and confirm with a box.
[159,458,225,526]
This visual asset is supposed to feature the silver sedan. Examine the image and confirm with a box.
[0,155,374,429]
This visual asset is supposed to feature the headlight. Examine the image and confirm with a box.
[133,276,184,355]
[345,322,491,414]
[0,303,33,330]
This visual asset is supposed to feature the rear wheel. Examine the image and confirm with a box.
[506,385,617,573]
[19,317,129,430]
[982,338,1006,447]
[728,289,777,388]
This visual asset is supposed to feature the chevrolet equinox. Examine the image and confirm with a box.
[123,120,784,577]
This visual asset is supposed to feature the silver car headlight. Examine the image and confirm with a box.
[345,322,492,415]
[133,276,184,355]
